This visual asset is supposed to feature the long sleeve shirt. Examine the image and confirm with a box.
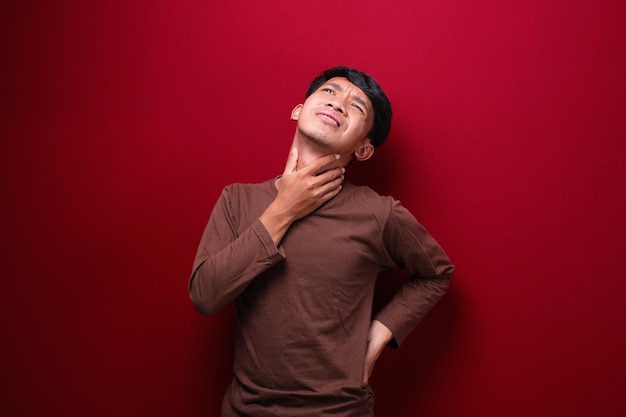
[189,178,454,417]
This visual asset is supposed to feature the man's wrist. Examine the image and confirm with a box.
[259,204,294,247]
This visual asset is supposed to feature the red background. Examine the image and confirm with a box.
[2,1,625,416]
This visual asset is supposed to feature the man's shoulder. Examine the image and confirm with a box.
[342,183,395,214]
[222,178,275,197]
[343,182,392,201]
[218,179,276,221]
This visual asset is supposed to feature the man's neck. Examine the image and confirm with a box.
[291,136,344,171]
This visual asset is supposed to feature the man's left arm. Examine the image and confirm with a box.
[363,200,454,385]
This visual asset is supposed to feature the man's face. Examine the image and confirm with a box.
[291,77,375,158]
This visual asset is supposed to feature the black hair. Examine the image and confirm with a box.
[305,66,392,148]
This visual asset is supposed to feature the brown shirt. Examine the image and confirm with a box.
[189,178,454,416]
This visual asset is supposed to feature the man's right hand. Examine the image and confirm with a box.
[259,148,344,246]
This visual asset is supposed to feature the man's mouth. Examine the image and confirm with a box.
[316,111,341,128]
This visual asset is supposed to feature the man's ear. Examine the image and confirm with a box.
[354,142,375,161]
[290,104,303,121]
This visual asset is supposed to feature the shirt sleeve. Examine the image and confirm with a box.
[188,186,285,316]
[374,199,454,347]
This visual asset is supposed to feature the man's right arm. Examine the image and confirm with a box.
[188,189,286,316]
[189,148,344,315]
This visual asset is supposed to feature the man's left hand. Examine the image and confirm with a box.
[362,320,393,387]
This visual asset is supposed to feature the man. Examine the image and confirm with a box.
[189,66,454,416]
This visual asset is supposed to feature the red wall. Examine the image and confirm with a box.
[2,1,625,416]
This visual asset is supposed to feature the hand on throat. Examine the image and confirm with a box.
[291,134,345,171]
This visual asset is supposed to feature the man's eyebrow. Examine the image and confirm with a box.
[352,95,368,110]
[327,82,344,91]
[326,82,369,111]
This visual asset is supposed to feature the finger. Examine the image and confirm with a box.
[301,153,341,176]
[361,362,371,388]
[312,167,344,188]
[326,167,345,185]
[318,183,343,204]
[320,173,344,193]
[308,176,343,206]
[282,147,298,176]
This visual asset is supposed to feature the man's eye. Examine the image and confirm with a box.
[352,104,364,114]
[323,88,334,94]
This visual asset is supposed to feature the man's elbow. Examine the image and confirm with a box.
[189,291,223,316]
[188,278,222,316]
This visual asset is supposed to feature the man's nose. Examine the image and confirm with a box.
[327,101,345,114]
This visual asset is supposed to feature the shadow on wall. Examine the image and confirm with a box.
[346,142,401,196]
[371,270,462,415]
[195,305,236,415]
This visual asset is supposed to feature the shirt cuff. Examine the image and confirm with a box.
[250,218,286,261]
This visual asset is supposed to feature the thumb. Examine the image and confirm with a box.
[282,147,298,176]
[362,358,372,388]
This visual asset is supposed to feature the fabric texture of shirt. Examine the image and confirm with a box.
[189,178,454,417]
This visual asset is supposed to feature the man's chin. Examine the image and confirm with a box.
[301,131,332,149]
